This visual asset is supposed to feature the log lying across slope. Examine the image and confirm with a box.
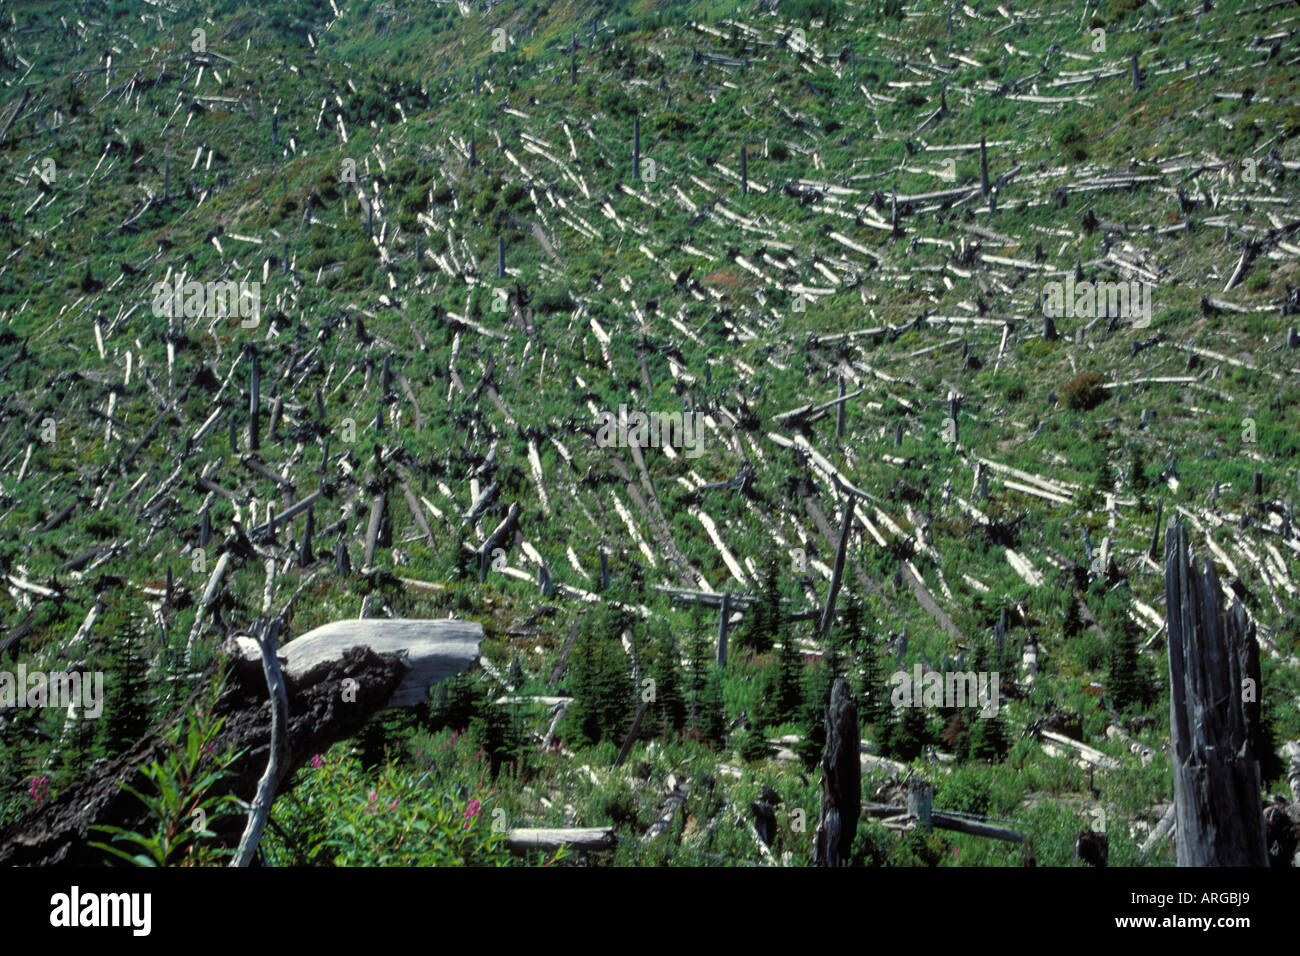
[0,618,483,866]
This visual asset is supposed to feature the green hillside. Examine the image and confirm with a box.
[0,0,1297,867]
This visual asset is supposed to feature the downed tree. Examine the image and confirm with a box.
[1165,518,1268,867]
[0,618,483,866]
[505,827,616,853]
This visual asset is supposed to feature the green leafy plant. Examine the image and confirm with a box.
[90,669,244,866]
[266,745,528,867]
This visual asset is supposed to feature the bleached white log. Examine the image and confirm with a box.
[505,828,615,853]
[231,619,482,708]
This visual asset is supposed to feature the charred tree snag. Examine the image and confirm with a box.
[248,346,260,453]
[815,677,860,867]
[979,135,990,198]
[0,619,482,866]
[717,591,731,668]
[633,113,640,182]
[1165,519,1268,867]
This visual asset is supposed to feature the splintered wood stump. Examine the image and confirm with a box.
[1165,519,1268,867]
[0,618,482,865]
[815,677,860,866]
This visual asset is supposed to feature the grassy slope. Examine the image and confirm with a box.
[0,0,1297,865]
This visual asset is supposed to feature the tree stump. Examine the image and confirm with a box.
[815,677,860,866]
[1165,518,1268,866]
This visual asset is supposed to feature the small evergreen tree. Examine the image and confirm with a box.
[566,606,633,746]
[1130,447,1149,491]
[879,701,929,761]
[966,714,1009,761]
[739,553,783,653]
[684,608,725,744]
[93,626,152,763]
[1106,619,1143,713]
[795,660,833,768]
[647,621,686,738]
[470,699,526,780]
[1063,590,1083,638]
[759,620,804,729]
[698,667,727,746]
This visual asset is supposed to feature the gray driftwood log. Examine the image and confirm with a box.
[505,827,616,854]
[230,618,484,708]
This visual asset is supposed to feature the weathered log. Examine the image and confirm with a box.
[817,499,854,642]
[248,347,260,452]
[1148,497,1163,561]
[299,507,315,566]
[185,549,233,661]
[230,618,483,709]
[362,491,387,572]
[613,699,649,768]
[540,700,569,751]
[907,779,933,832]
[1165,518,1268,866]
[1141,803,1177,855]
[836,374,846,438]
[815,678,860,866]
[505,827,615,853]
[930,809,1024,843]
[478,502,521,581]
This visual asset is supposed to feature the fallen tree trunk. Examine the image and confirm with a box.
[505,827,615,853]
[229,618,483,708]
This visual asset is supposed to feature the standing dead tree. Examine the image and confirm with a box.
[230,615,288,867]
[1165,518,1268,867]
[815,677,859,866]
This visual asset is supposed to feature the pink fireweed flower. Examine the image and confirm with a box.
[29,775,49,805]
[310,754,324,769]
[464,799,481,821]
